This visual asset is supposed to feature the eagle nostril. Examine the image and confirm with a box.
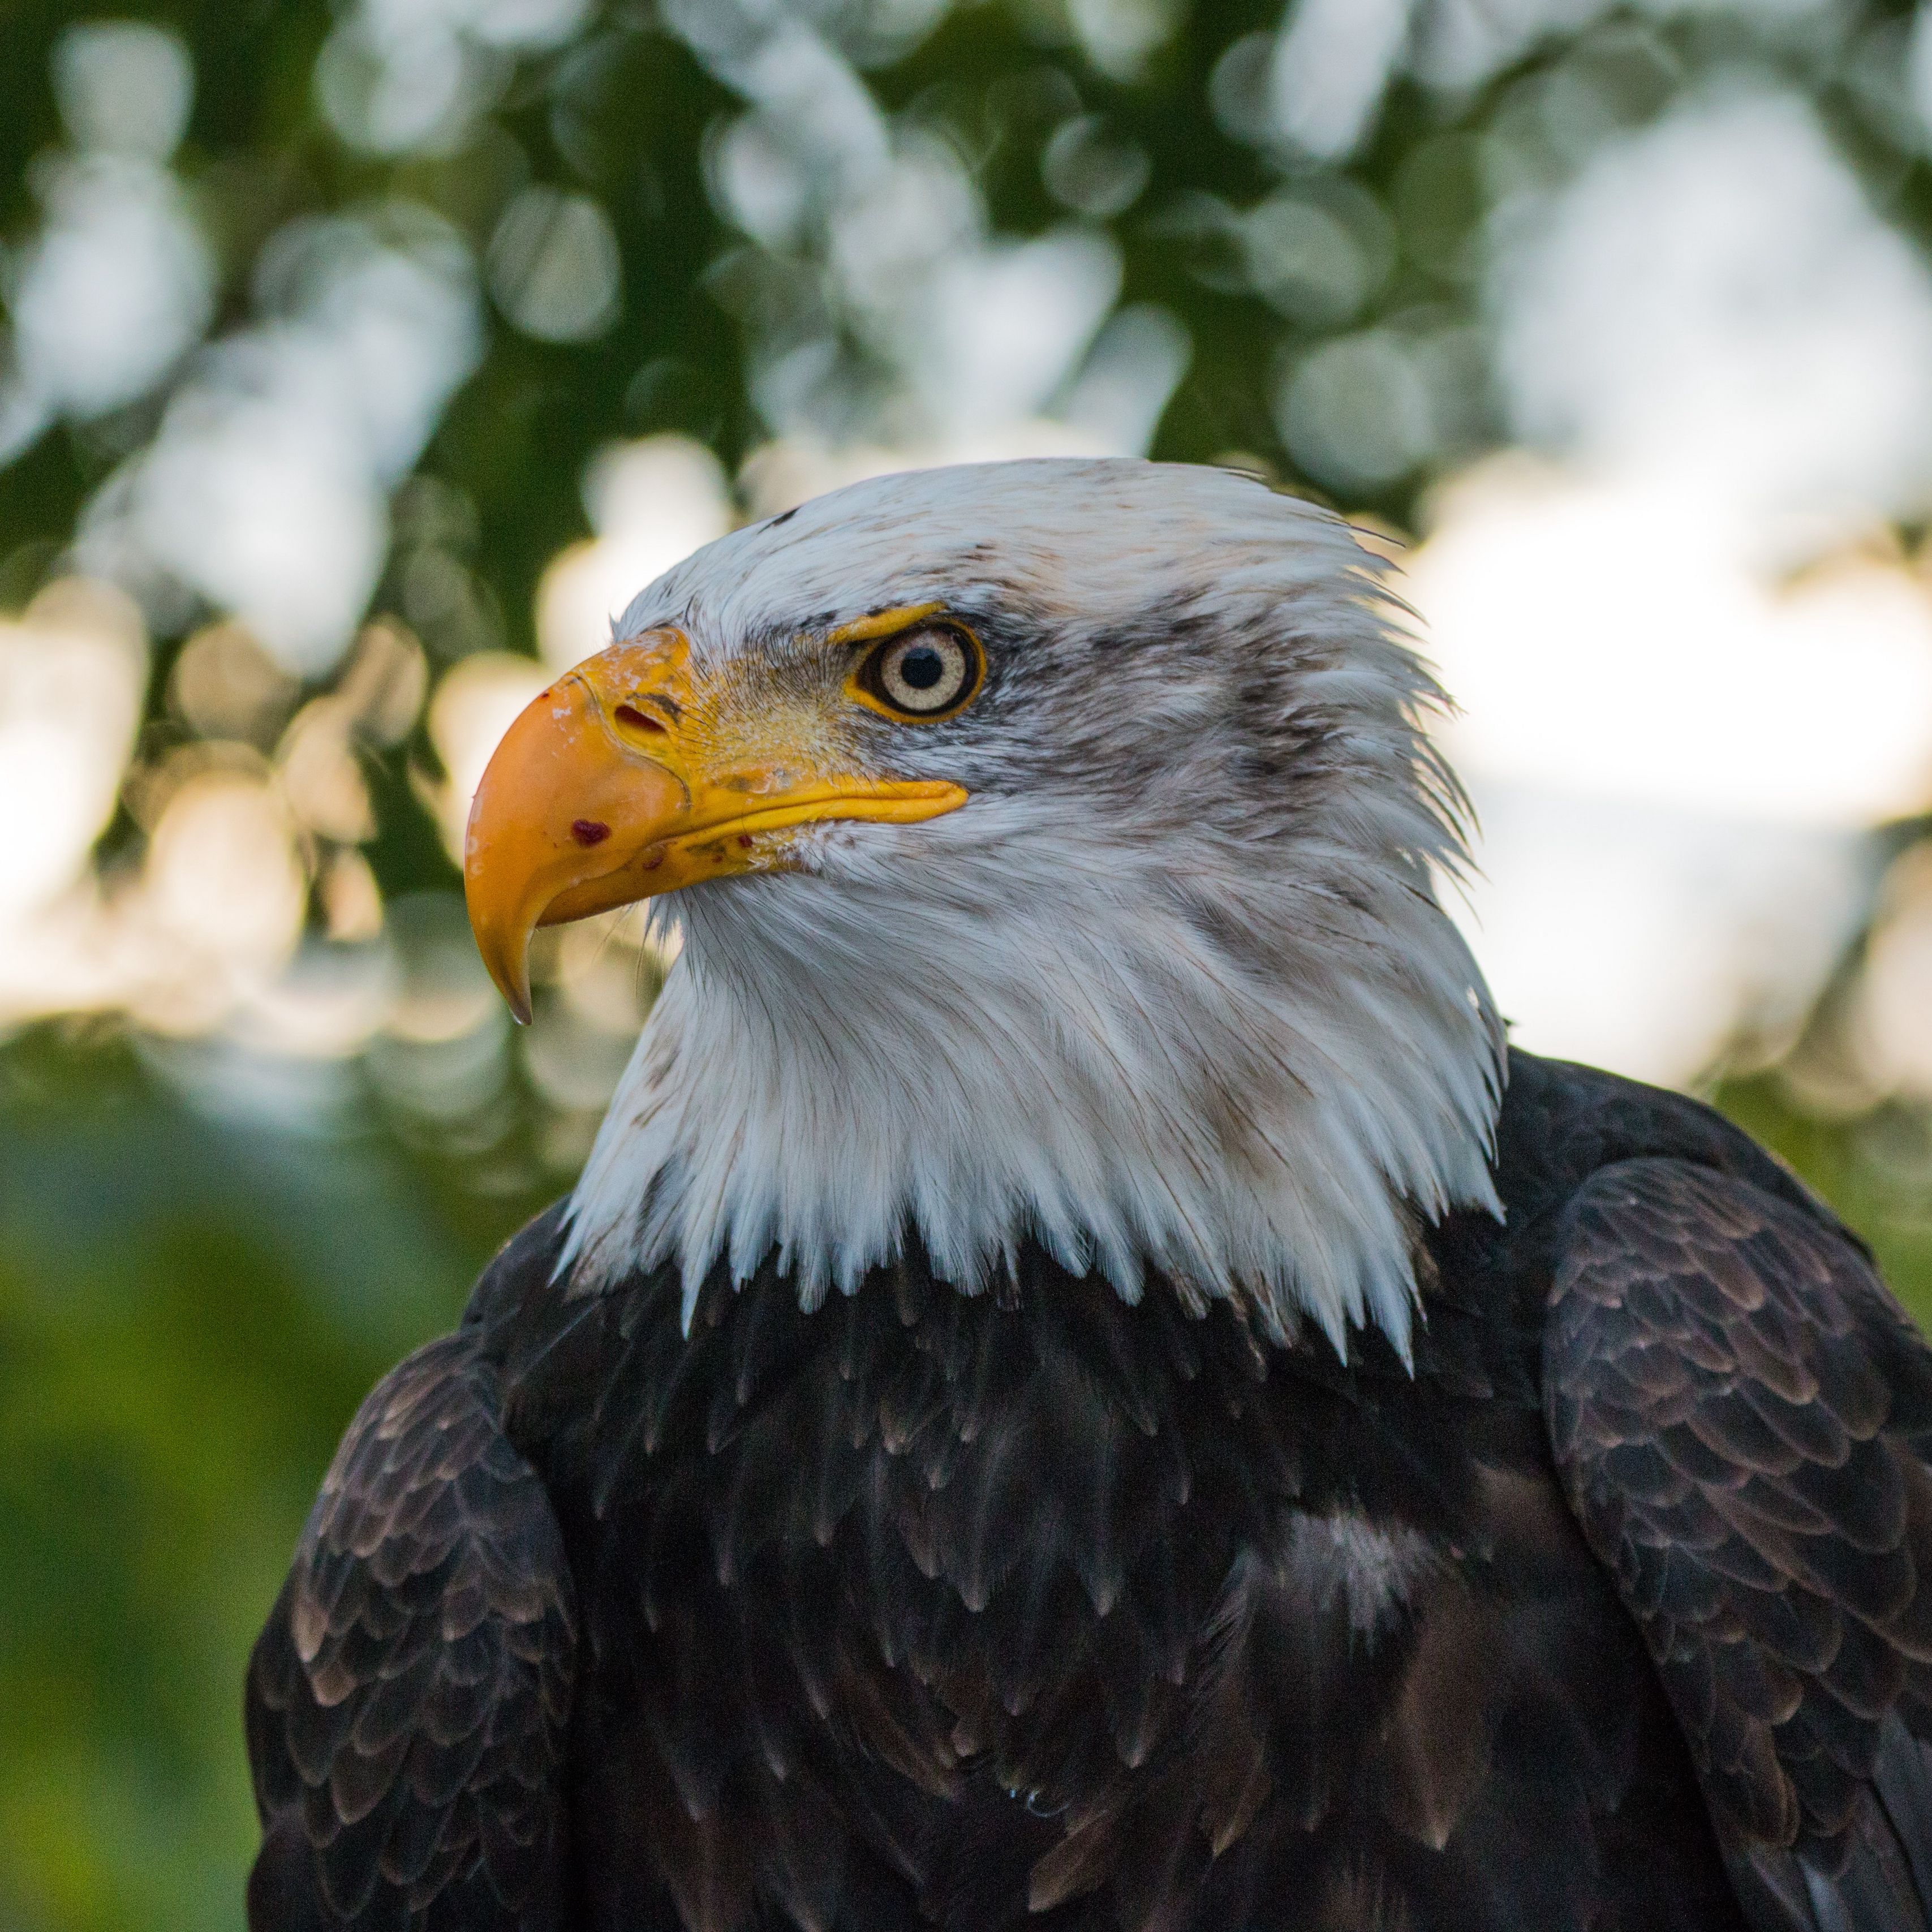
[613,703,666,734]
[571,820,612,846]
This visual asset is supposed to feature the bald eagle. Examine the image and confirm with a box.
[246,461,1932,1932]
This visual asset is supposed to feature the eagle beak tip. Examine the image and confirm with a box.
[472,923,535,1025]
[465,867,537,1024]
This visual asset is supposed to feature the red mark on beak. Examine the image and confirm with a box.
[571,819,612,846]
[738,834,755,850]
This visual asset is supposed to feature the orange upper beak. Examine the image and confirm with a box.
[462,632,967,1021]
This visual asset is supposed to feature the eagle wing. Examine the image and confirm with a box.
[1544,1156,1932,1931]
[244,1331,576,1930]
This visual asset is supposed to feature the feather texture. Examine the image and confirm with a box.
[248,1053,1932,1930]
[246,1334,576,1930]
[1546,1158,1932,1929]
[564,459,1504,1359]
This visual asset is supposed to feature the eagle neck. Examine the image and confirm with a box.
[561,837,1505,1362]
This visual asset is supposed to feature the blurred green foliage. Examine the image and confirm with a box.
[4,1,1932,1928]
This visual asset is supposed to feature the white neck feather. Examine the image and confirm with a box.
[564,797,1502,1361]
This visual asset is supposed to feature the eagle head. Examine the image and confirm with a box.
[463,458,1503,1358]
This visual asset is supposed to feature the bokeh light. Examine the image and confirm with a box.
[7,2,1932,1925]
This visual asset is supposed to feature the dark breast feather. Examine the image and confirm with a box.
[1544,1152,1932,1931]
[246,1048,1932,1932]
[451,1057,1765,1932]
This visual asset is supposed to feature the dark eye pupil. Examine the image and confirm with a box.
[900,646,945,690]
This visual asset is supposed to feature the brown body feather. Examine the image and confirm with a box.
[245,1051,1932,1930]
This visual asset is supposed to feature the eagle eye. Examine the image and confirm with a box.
[851,623,983,722]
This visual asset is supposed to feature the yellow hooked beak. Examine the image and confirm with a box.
[463,631,968,1021]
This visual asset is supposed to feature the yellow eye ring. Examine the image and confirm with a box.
[846,620,985,724]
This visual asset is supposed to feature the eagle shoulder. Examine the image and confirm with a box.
[1543,1153,1932,1930]
[244,1328,577,1930]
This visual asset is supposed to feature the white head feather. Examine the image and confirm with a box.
[563,458,1504,1361]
